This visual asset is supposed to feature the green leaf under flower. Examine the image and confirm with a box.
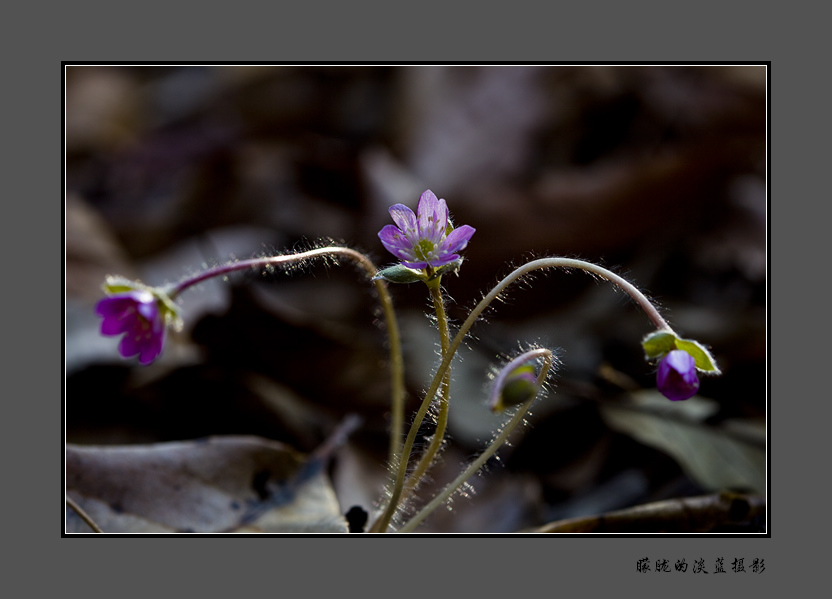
[427,257,464,281]
[642,330,678,359]
[642,330,720,374]
[102,275,141,295]
[675,338,720,374]
[371,264,428,284]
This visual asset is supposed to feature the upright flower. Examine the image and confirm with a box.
[96,288,169,365]
[656,349,699,401]
[378,190,475,271]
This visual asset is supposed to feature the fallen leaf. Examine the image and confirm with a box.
[599,391,765,493]
[66,435,348,533]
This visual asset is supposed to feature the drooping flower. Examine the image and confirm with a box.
[656,349,699,401]
[96,290,166,365]
[378,190,475,271]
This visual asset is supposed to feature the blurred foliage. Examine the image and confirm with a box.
[65,65,766,533]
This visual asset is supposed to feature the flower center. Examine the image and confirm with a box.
[413,239,436,262]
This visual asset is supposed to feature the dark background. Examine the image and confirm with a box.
[65,65,767,533]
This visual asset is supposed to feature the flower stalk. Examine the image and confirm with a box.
[397,348,555,533]
[97,246,407,467]
[400,275,452,498]
[368,272,454,533]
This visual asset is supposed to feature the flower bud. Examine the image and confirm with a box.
[491,364,540,412]
[656,349,699,401]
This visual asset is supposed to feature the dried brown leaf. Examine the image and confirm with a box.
[66,435,348,533]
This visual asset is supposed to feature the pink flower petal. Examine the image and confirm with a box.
[378,225,412,251]
[417,190,447,244]
[388,204,418,239]
[118,333,143,358]
[138,330,165,365]
[657,350,699,401]
[443,225,476,253]
[429,253,460,267]
[96,289,167,364]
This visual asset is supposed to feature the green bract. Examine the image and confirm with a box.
[641,330,677,359]
[371,264,428,284]
[641,330,720,374]
[675,338,720,374]
[427,257,464,281]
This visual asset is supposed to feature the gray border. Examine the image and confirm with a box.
[46,5,792,596]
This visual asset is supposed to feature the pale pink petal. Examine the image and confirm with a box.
[442,225,476,253]
[401,259,429,270]
[417,190,446,243]
[388,204,418,239]
[430,253,461,267]
[379,226,416,263]
[378,225,412,251]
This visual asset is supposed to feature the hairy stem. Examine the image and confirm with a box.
[369,275,452,532]
[400,278,452,501]
[169,246,406,466]
[415,256,672,448]
[397,350,554,533]
[370,256,670,532]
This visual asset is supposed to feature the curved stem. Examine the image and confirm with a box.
[457,257,673,350]
[397,350,554,533]
[169,246,406,467]
[369,256,670,532]
[419,257,672,439]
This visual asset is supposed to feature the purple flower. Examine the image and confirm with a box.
[96,290,165,365]
[657,349,699,401]
[378,190,475,270]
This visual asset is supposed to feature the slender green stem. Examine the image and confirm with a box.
[168,246,406,466]
[369,256,670,532]
[397,350,554,533]
[400,277,452,501]
[369,275,452,533]
[66,494,103,533]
